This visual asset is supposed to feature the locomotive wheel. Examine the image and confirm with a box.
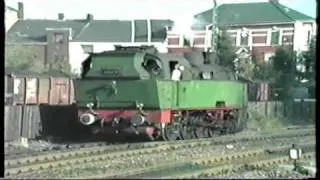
[180,124,195,140]
[162,123,182,141]
[194,126,209,139]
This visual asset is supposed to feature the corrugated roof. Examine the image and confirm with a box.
[192,2,314,30]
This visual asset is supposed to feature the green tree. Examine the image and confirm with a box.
[272,46,297,100]
[5,44,47,73]
[235,57,255,80]
[301,37,316,81]
[253,61,274,82]
[216,30,237,70]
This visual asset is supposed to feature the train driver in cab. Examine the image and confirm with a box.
[171,64,185,81]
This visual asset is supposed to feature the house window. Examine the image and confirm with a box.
[54,33,64,44]
[81,45,94,54]
[166,26,172,31]
[306,30,311,44]
[271,31,280,45]
[240,35,249,46]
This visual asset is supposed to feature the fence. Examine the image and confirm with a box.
[289,99,316,124]
[247,82,281,102]
[247,100,316,124]
[247,101,284,118]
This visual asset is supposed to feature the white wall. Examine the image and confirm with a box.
[293,21,315,52]
[5,8,18,33]
[69,41,168,75]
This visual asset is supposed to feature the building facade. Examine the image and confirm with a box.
[6,13,173,74]
[167,0,316,63]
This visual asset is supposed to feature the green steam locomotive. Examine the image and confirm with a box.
[74,46,248,141]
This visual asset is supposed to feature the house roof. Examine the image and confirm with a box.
[74,20,132,42]
[6,18,173,43]
[6,6,19,12]
[7,19,88,43]
[192,2,314,30]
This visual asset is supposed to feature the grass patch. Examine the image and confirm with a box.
[247,110,285,131]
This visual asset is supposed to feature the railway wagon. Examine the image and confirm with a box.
[75,46,248,141]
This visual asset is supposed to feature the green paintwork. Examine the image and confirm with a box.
[76,48,246,111]
[83,52,164,79]
[82,50,235,81]
[75,79,247,110]
[173,80,247,109]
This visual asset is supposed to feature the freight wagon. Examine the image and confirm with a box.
[5,69,75,106]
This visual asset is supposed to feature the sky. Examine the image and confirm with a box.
[5,0,317,33]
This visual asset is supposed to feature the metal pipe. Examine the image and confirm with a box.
[211,0,218,64]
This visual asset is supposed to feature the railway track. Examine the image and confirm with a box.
[5,127,315,178]
[161,145,315,179]
[4,124,314,159]
[85,140,315,179]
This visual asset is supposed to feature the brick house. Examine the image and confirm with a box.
[167,0,316,62]
[6,13,173,74]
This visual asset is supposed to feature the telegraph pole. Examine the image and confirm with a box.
[211,0,218,64]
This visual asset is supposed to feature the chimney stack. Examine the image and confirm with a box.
[269,0,279,4]
[86,14,93,21]
[58,13,64,20]
[18,2,24,20]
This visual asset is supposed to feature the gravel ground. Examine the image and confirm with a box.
[11,136,315,179]
[5,129,263,158]
[5,127,316,179]
[4,127,302,157]
[210,161,316,179]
